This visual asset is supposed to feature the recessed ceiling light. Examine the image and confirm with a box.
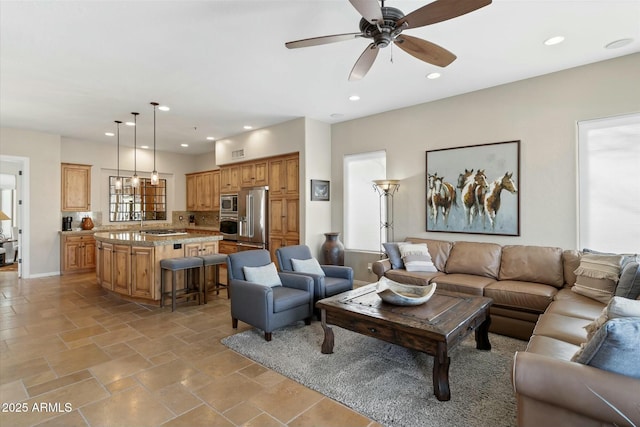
[544,36,565,46]
[243,125,253,130]
[181,143,189,147]
[426,72,441,79]
[125,121,135,126]
[140,145,149,149]
[158,105,170,111]
[605,38,633,49]
[206,136,215,141]
[105,132,115,137]
[349,95,360,101]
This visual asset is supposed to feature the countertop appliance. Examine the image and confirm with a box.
[62,216,72,231]
[237,186,268,251]
[220,194,238,215]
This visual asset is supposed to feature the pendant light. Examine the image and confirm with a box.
[150,102,159,185]
[114,120,123,190]
[131,112,140,188]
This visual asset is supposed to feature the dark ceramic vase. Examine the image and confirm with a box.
[321,232,345,266]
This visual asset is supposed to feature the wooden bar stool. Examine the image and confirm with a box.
[198,254,229,302]
[160,257,204,311]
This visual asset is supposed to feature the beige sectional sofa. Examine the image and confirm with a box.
[372,237,640,426]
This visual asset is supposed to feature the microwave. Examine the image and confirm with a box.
[220,194,238,214]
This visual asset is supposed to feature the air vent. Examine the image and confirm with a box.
[232,149,245,159]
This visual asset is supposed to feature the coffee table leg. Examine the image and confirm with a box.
[475,315,492,351]
[433,342,450,401]
[320,309,334,354]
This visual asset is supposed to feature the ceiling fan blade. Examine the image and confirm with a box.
[348,0,383,25]
[397,0,492,29]
[395,35,456,67]
[348,43,379,81]
[285,32,362,49]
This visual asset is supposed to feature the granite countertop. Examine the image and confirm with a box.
[93,230,223,247]
[60,225,219,236]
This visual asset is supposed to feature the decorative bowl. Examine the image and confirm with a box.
[376,277,437,306]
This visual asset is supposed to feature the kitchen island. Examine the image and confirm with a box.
[94,230,223,304]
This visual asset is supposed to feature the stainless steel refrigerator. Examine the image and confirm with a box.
[237,186,269,251]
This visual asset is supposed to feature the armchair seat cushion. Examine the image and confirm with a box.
[273,286,312,313]
[324,277,353,297]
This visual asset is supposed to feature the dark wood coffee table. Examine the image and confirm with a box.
[316,283,492,401]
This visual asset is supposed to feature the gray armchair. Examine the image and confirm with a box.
[276,245,354,306]
[227,249,314,341]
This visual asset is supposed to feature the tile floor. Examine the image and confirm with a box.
[0,270,378,427]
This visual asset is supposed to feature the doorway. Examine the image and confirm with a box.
[0,155,29,278]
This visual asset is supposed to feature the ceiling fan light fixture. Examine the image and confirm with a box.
[544,36,565,46]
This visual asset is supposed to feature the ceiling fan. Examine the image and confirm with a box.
[285,0,492,81]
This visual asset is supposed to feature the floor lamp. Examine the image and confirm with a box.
[373,180,400,257]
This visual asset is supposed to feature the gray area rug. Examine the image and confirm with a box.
[222,321,527,427]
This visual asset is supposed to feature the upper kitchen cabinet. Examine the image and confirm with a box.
[61,163,92,211]
[240,160,268,188]
[268,154,299,197]
[220,165,240,194]
[186,170,219,211]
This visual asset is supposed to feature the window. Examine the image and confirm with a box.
[343,150,386,251]
[578,113,640,253]
[109,177,167,222]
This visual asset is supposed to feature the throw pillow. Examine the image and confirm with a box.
[615,261,640,300]
[398,243,437,273]
[383,242,404,269]
[583,296,640,341]
[572,253,623,303]
[572,317,640,379]
[243,262,282,287]
[291,258,325,277]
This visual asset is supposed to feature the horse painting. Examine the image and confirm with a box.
[460,169,488,226]
[484,172,518,230]
[431,176,457,226]
[427,172,438,222]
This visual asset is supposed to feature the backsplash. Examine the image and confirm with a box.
[61,211,103,230]
[173,211,219,227]
[60,210,219,231]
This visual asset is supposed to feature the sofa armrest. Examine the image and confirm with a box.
[372,259,392,279]
[513,351,640,426]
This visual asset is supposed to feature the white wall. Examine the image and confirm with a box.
[0,128,61,277]
[332,53,640,255]
[303,118,332,257]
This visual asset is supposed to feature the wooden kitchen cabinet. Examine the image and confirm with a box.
[112,244,131,295]
[61,234,96,274]
[220,165,240,193]
[186,170,218,211]
[97,241,114,290]
[185,241,218,257]
[131,246,154,299]
[268,155,299,197]
[268,197,299,261]
[61,163,92,211]
[212,170,221,210]
[240,160,268,188]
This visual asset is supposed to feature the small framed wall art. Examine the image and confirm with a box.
[311,180,330,201]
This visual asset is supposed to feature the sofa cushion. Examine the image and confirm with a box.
[531,313,590,345]
[398,243,437,272]
[572,317,640,379]
[583,296,640,341]
[433,274,496,296]
[272,286,310,313]
[384,269,444,286]
[382,242,404,269]
[562,249,581,289]
[484,281,557,313]
[444,241,502,279]
[572,253,623,304]
[291,258,325,277]
[615,261,640,299]
[526,335,580,361]
[545,295,604,321]
[406,238,453,272]
[499,245,564,288]
[243,263,282,287]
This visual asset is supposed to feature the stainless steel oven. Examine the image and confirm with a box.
[219,215,238,241]
[220,194,238,215]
